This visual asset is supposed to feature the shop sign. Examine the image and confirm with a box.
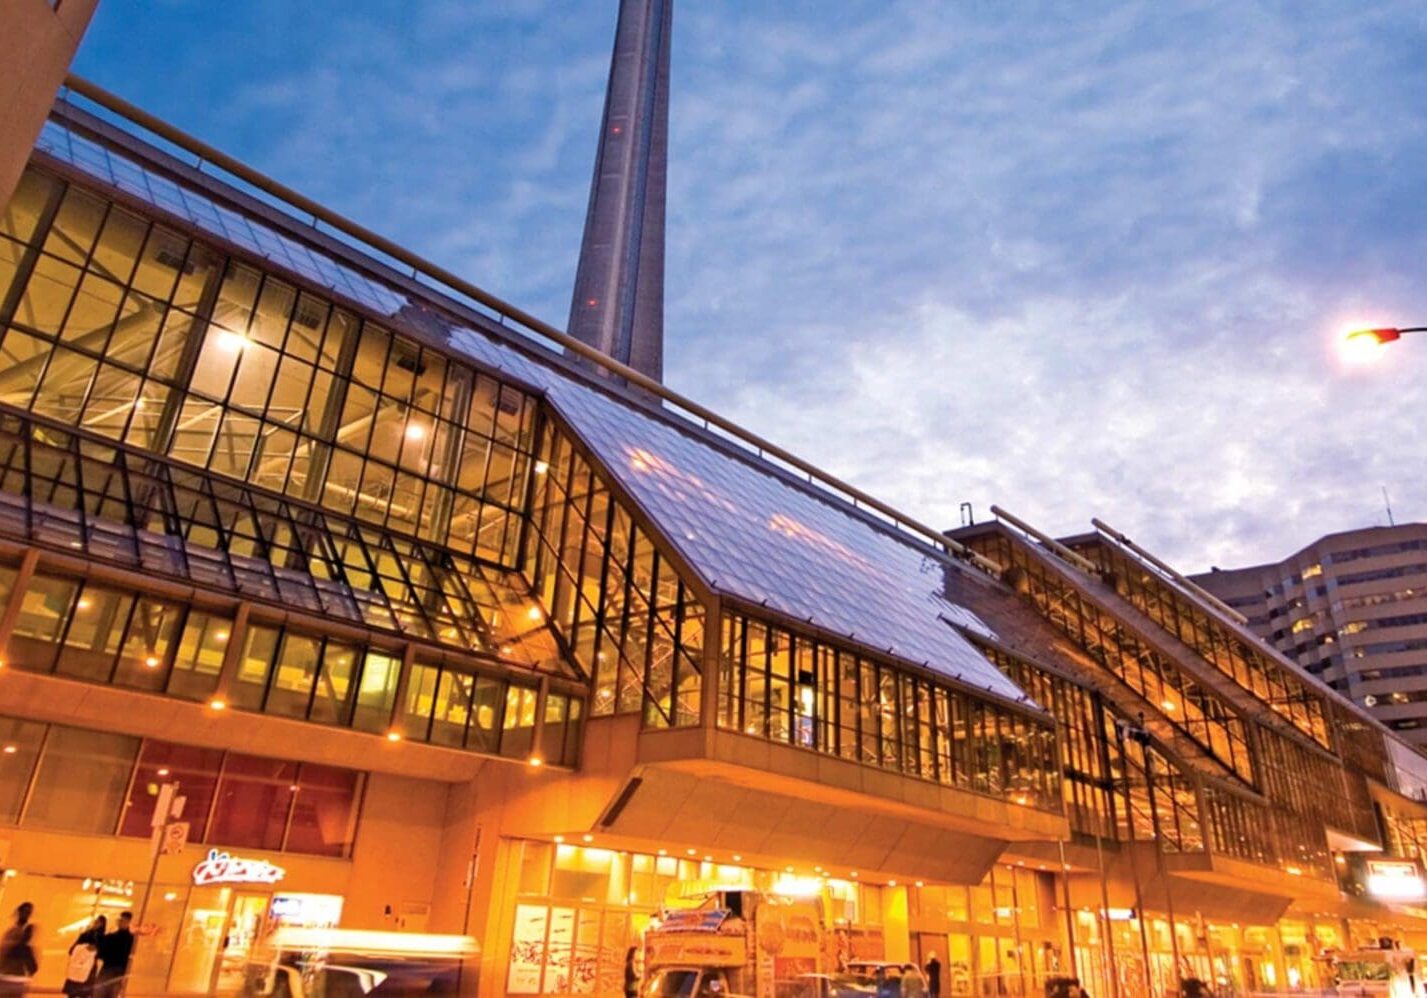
[1365,859,1427,901]
[191,849,286,886]
[660,909,729,932]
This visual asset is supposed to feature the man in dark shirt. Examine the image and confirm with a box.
[924,952,942,998]
[95,911,134,997]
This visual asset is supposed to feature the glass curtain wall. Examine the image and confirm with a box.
[716,611,1060,810]
[1068,538,1332,748]
[523,419,704,729]
[963,531,1256,786]
[4,567,582,762]
[0,714,362,856]
[0,166,537,568]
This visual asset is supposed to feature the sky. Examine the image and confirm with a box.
[72,0,1427,572]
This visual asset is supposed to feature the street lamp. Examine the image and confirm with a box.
[1341,326,1427,363]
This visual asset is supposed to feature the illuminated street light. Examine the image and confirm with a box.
[1341,325,1427,363]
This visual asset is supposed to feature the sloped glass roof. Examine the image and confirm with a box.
[33,116,1030,707]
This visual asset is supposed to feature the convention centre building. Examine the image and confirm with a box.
[4,4,1427,997]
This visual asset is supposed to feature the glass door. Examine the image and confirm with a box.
[214,891,272,993]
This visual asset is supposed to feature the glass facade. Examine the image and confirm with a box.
[1068,537,1332,748]
[717,611,1061,810]
[524,421,705,728]
[0,714,362,856]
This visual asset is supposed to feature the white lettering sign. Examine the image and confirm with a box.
[192,849,286,886]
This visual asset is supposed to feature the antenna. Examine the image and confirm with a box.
[1383,486,1395,527]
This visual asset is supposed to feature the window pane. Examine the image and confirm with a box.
[0,169,59,244]
[25,725,138,834]
[10,575,78,672]
[0,718,45,823]
[400,664,439,740]
[351,651,399,733]
[168,611,231,702]
[118,741,223,842]
[265,633,321,719]
[113,596,182,691]
[54,584,132,682]
[232,624,279,711]
[309,641,357,726]
[209,754,296,850]
[284,764,360,857]
[469,676,505,754]
[501,685,537,759]
[431,671,472,748]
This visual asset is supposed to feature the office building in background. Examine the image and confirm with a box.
[1194,523,1427,749]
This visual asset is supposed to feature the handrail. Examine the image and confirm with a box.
[1090,517,1250,624]
[57,74,998,576]
[989,505,1098,573]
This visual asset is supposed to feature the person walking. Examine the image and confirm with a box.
[924,952,942,998]
[623,945,639,998]
[93,912,133,998]
[63,915,105,996]
[0,903,38,996]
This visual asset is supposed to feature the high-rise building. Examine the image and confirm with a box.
[567,0,671,384]
[4,9,1427,998]
[0,0,99,208]
[1193,523,1427,748]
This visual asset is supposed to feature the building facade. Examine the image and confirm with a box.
[3,72,1427,998]
[1193,524,1427,751]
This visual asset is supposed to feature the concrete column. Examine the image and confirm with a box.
[0,0,100,210]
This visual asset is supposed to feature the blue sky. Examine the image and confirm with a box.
[73,1,1427,570]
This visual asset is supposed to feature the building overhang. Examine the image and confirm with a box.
[486,716,1066,885]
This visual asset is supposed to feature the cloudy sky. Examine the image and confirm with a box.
[73,1,1427,571]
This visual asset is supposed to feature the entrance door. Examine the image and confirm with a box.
[214,892,271,993]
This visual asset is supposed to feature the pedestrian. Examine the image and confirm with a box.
[623,945,639,998]
[0,903,38,996]
[924,951,941,998]
[63,915,105,996]
[901,964,926,998]
[93,911,133,998]
[1070,978,1091,998]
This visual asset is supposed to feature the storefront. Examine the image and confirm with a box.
[0,714,367,993]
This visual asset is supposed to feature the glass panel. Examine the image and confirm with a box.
[351,650,399,733]
[208,753,297,850]
[309,641,358,726]
[0,718,46,823]
[113,596,182,690]
[25,725,138,834]
[10,575,79,672]
[231,624,279,711]
[265,632,321,719]
[284,764,359,857]
[168,610,231,702]
[118,741,223,842]
[54,583,132,682]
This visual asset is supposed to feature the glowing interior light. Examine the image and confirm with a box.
[386,731,403,743]
[209,699,227,711]
[144,655,161,669]
[157,768,170,776]
[526,606,543,621]
[405,423,427,442]
[553,835,564,844]
[215,329,247,352]
[772,875,824,898]
[76,598,93,611]
[1160,700,1176,711]
[214,630,229,642]
[1,746,16,755]
[534,460,549,474]
[583,834,594,843]
[528,756,543,767]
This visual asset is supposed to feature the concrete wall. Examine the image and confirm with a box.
[0,0,99,211]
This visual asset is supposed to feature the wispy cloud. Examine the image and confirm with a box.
[74,0,1427,570]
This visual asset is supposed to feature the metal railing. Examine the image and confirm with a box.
[54,75,1000,578]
